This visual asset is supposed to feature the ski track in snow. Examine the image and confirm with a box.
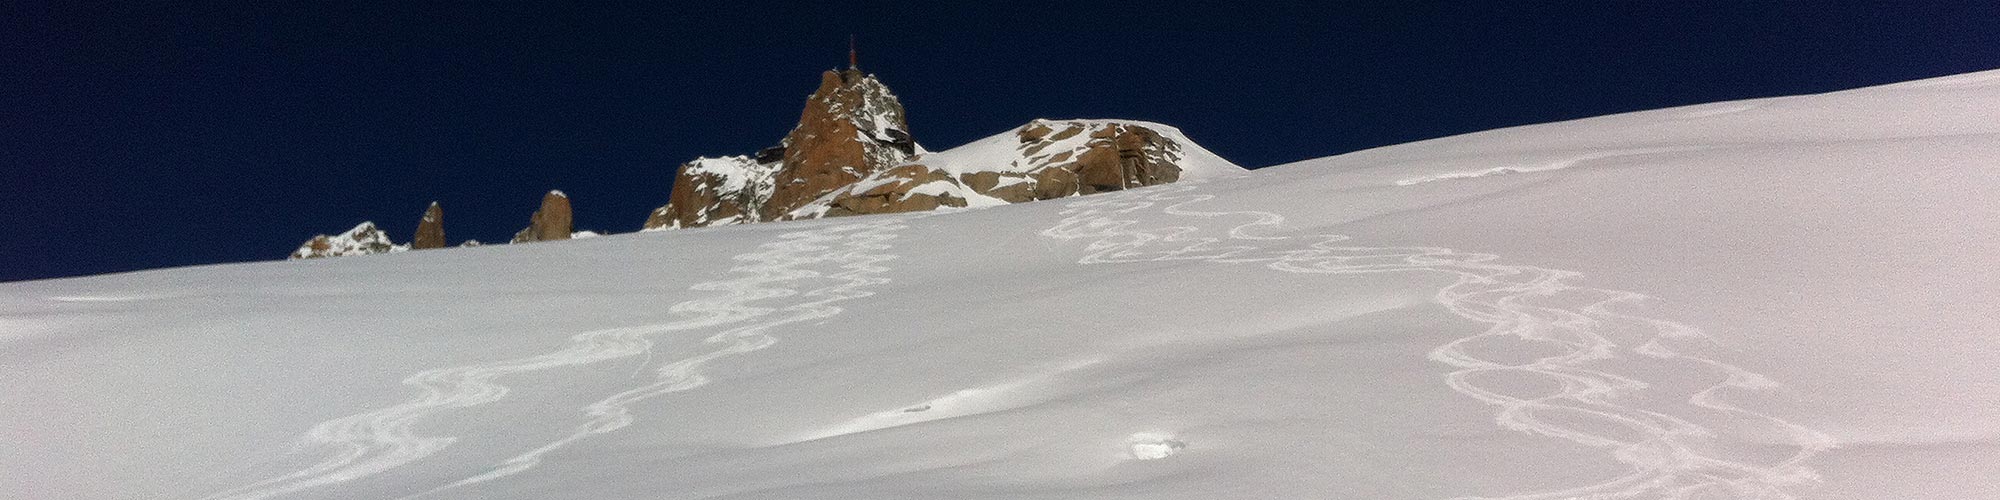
[1040,182,1836,500]
[204,217,909,500]
[417,217,908,496]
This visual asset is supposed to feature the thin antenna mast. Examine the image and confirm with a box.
[848,35,858,69]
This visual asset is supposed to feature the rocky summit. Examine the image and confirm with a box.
[511,191,574,244]
[289,222,408,259]
[412,202,446,250]
[645,71,1240,230]
[764,68,918,220]
[644,68,916,231]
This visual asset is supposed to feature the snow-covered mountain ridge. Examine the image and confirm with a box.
[288,222,407,259]
[644,69,1243,230]
[6,69,2000,500]
[792,118,1242,219]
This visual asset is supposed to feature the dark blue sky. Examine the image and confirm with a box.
[6,2,1998,282]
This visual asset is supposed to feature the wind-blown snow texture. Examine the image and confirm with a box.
[6,70,2000,499]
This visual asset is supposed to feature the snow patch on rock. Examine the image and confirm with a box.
[289,222,409,259]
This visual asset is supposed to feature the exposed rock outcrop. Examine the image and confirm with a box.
[290,67,1241,261]
[290,222,408,259]
[644,156,778,230]
[821,163,966,217]
[1058,121,1186,194]
[645,68,918,231]
[286,67,1243,261]
[761,69,918,220]
[644,69,1242,230]
[511,191,573,243]
[799,119,1232,219]
[412,202,446,249]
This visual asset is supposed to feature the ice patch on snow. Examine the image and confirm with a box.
[1127,433,1185,460]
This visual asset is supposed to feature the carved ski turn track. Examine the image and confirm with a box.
[205,217,910,500]
[1041,183,1835,500]
[419,217,908,496]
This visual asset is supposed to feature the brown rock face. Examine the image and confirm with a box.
[412,202,446,249]
[811,120,1194,218]
[1043,122,1182,196]
[644,156,776,230]
[300,236,332,257]
[959,171,1035,203]
[289,222,405,259]
[821,164,967,217]
[637,70,1233,229]
[1031,166,1081,200]
[511,191,573,243]
[760,69,915,220]
[645,70,914,229]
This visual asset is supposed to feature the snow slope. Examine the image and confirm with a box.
[6,69,1999,500]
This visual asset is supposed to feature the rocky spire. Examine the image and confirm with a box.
[511,190,573,243]
[758,69,916,219]
[412,202,446,249]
